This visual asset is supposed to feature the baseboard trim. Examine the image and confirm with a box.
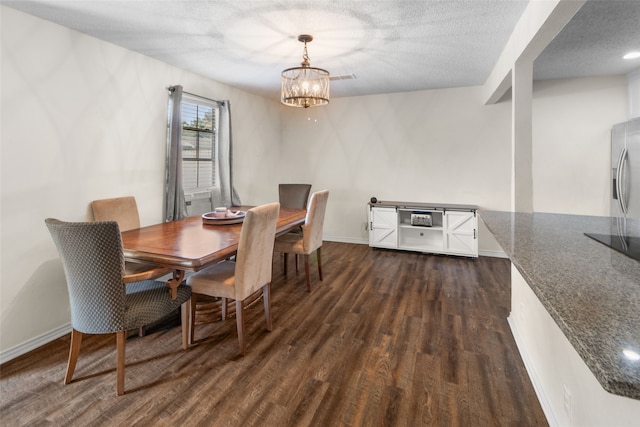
[1,323,71,364]
[324,237,508,259]
[508,315,557,427]
[478,249,508,258]
[324,236,368,245]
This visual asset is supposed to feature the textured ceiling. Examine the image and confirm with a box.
[533,1,640,81]
[3,1,640,101]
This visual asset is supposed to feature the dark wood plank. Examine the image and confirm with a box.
[0,242,548,426]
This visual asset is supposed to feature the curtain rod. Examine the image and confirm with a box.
[167,85,225,106]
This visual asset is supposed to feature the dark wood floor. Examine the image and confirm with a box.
[0,242,547,426]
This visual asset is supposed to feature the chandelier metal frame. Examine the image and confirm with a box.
[281,34,330,108]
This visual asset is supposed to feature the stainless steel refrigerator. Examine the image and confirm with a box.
[586,118,640,262]
[611,117,640,219]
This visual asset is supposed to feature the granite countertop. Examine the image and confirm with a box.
[480,211,640,400]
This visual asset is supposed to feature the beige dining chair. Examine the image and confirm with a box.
[91,196,172,282]
[45,218,191,396]
[186,202,280,355]
[274,190,329,292]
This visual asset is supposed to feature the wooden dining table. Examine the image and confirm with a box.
[121,205,306,298]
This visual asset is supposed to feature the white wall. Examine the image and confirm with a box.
[0,6,281,358]
[532,76,628,216]
[273,77,628,251]
[278,87,513,255]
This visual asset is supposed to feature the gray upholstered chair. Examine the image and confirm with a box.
[278,183,311,211]
[278,184,311,269]
[274,190,329,292]
[45,218,192,396]
[187,202,280,355]
[91,196,172,282]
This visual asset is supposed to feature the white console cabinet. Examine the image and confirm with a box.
[368,201,478,258]
[368,206,398,248]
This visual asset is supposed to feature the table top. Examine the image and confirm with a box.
[122,206,306,272]
[480,210,640,400]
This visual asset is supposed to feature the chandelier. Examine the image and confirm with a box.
[281,34,330,108]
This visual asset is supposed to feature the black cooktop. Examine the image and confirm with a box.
[584,233,640,262]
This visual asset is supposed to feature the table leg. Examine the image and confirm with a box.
[166,270,185,299]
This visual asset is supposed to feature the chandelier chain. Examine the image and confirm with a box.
[302,42,310,67]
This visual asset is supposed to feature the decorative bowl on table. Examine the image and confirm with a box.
[202,210,246,225]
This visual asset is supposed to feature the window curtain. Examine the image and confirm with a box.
[165,87,240,221]
[164,85,186,222]
[213,100,242,208]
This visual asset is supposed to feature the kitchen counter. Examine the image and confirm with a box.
[480,211,640,400]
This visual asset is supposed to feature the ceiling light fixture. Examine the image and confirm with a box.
[281,34,330,108]
[623,349,640,361]
[623,51,640,60]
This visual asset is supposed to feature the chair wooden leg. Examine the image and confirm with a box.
[304,254,311,292]
[188,293,197,346]
[181,299,190,350]
[221,297,227,320]
[116,330,126,396]
[64,329,83,385]
[263,283,272,331]
[317,246,323,281]
[295,254,299,272]
[283,253,289,276]
[235,300,246,356]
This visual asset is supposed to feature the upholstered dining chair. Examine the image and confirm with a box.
[274,190,329,292]
[187,202,280,355]
[91,196,172,282]
[278,184,312,269]
[278,183,311,211]
[45,219,192,396]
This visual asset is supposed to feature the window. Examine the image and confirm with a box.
[181,95,219,193]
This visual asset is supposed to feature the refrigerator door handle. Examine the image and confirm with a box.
[617,147,628,215]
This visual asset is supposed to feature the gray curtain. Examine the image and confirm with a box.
[164,85,186,221]
[164,88,240,220]
[213,100,242,208]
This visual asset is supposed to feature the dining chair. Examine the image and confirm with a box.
[91,196,172,282]
[274,190,329,292]
[45,218,192,396]
[278,183,312,211]
[187,202,280,355]
[278,184,312,270]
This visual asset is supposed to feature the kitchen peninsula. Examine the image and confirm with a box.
[481,211,640,426]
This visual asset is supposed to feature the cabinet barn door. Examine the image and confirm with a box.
[369,207,398,248]
[445,211,477,256]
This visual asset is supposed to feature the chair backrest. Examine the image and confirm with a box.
[278,184,312,210]
[91,196,140,232]
[45,218,127,334]
[303,190,329,252]
[233,203,280,300]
